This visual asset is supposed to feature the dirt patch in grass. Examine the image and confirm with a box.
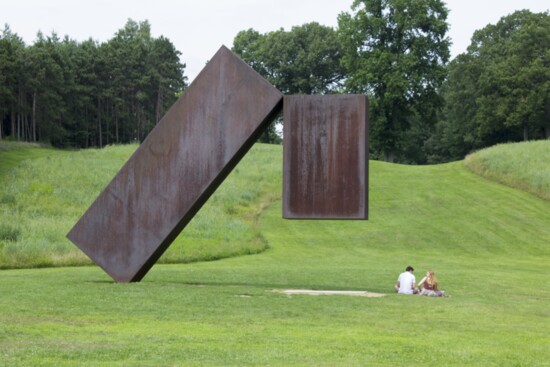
[277,289,386,297]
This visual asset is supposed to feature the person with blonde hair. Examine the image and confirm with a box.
[418,270,448,297]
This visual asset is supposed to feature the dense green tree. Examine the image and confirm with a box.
[338,0,450,162]
[149,36,187,125]
[232,29,268,78]
[104,20,153,143]
[0,25,26,140]
[101,19,186,145]
[471,10,550,142]
[234,23,344,94]
[424,53,483,163]
[233,23,344,143]
[27,32,68,144]
[428,10,550,163]
[0,19,186,148]
[70,38,103,147]
[233,29,280,143]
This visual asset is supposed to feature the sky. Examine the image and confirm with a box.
[1,0,549,82]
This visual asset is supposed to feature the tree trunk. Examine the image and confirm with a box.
[17,112,21,141]
[384,150,395,163]
[523,124,528,141]
[384,108,397,163]
[98,97,102,148]
[16,90,22,140]
[85,105,89,148]
[134,99,141,142]
[17,91,24,140]
[32,90,37,142]
[546,99,550,139]
[114,101,119,143]
[156,83,163,124]
[24,114,30,142]
[105,100,110,145]
[136,102,141,142]
[10,109,16,139]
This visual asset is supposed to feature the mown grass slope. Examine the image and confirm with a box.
[0,141,549,366]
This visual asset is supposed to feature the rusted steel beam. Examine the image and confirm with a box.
[283,95,369,219]
[67,46,283,282]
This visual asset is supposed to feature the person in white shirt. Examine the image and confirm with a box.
[394,265,419,294]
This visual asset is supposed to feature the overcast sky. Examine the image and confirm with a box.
[1,0,548,81]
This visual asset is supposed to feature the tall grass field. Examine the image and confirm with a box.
[0,142,277,268]
[465,140,550,200]
[1,140,549,366]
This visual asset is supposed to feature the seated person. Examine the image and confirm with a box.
[395,266,419,294]
[417,270,448,297]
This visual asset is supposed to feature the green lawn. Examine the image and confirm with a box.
[1,142,549,366]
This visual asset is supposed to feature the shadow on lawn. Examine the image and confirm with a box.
[85,278,389,294]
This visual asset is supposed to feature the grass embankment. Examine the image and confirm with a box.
[465,139,550,200]
[0,141,61,177]
[1,141,549,366]
[0,142,278,268]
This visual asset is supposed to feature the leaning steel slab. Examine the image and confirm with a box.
[67,46,283,282]
[283,95,369,219]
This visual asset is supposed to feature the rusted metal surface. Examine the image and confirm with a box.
[67,46,283,282]
[283,95,369,219]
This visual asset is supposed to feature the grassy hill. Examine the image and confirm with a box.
[465,140,550,200]
[0,142,278,268]
[0,141,549,366]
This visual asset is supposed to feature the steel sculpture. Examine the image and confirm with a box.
[67,46,283,282]
[283,95,368,219]
[68,46,369,282]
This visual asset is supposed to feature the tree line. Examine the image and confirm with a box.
[232,1,549,163]
[0,19,186,148]
[1,0,549,163]
[429,9,550,162]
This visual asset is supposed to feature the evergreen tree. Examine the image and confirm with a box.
[0,19,187,147]
[0,25,26,140]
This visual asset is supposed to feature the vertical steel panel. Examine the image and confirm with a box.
[67,46,283,282]
[283,95,369,219]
